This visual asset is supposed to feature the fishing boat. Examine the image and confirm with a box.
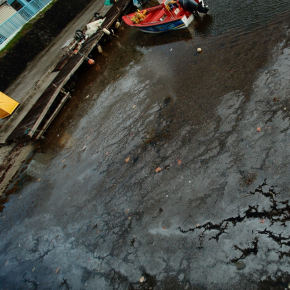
[122,0,208,33]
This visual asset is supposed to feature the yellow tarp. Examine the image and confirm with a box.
[0,92,19,119]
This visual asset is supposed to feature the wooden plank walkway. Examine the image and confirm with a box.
[7,0,131,142]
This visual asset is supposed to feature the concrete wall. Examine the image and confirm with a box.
[0,3,16,25]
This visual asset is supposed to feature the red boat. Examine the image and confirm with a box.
[122,0,208,33]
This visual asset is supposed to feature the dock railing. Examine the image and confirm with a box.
[0,0,51,45]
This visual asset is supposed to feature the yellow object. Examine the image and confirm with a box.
[131,10,147,24]
[0,92,19,119]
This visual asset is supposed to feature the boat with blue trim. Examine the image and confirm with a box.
[122,0,208,33]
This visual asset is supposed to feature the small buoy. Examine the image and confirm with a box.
[88,59,95,65]
[97,45,103,53]
[115,21,121,28]
[139,276,145,283]
[197,47,202,53]
[103,28,111,35]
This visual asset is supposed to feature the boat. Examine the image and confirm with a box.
[122,0,208,33]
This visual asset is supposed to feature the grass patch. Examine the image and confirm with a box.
[0,0,57,57]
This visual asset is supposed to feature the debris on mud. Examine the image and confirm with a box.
[240,171,257,186]
[234,261,246,270]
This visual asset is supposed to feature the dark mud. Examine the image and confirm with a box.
[0,143,35,211]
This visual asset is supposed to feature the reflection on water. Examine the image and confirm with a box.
[135,28,193,47]
[193,14,213,36]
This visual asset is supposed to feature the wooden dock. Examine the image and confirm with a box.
[7,0,131,142]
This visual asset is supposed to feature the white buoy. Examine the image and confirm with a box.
[103,28,111,35]
[197,47,202,53]
[115,21,121,28]
[139,276,145,283]
[97,45,103,53]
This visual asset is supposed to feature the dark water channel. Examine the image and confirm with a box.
[1,1,290,289]
[203,0,290,35]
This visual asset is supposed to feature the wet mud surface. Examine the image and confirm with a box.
[1,3,290,289]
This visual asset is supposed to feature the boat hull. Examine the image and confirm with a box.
[124,13,194,33]
[137,19,187,33]
[122,0,196,34]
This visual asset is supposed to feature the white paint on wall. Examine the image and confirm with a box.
[0,3,16,25]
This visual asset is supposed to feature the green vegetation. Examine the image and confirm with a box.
[0,0,57,57]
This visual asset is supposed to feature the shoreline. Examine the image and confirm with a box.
[0,142,34,197]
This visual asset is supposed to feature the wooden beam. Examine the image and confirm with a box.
[35,92,70,140]
[28,57,84,138]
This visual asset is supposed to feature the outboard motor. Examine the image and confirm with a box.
[179,0,209,14]
[75,30,85,42]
